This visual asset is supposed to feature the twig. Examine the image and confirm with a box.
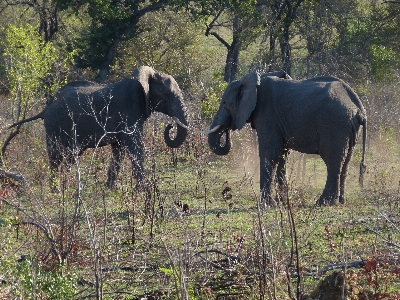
[195,249,239,271]
[0,168,23,181]
[365,227,400,249]
[0,195,63,265]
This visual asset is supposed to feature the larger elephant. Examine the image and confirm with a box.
[207,72,367,206]
[11,66,189,189]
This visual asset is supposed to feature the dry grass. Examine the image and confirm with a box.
[0,98,400,299]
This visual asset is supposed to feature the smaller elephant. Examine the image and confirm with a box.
[206,71,366,206]
[10,66,189,189]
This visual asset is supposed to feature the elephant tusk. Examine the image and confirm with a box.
[170,119,222,135]
[200,125,222,135]
[174,117,190,130]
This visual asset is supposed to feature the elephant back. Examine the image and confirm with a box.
[264,76,363,143]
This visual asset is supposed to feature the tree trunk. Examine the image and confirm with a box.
[224,16,242,82]
[224,43,241,83]
[97,36,121,83]
[279,27,292,76]
[32,0,59,41]
[269,0,305,76]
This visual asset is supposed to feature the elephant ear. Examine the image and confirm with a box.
[234,72,260,130]
[133,66,156,116]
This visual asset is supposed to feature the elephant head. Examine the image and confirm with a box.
[134,66,188,148]
[207,72,260,155]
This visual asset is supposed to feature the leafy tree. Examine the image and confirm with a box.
[370,45,399,82]
[294,0,358,78]
[265,0,306,76]
[118,8,229,121]
[1,23,72,163]
[294,0,400,82]
[0,0,59,41]
[60,0,170,82]
[180,0,264,82]
[119,8,224,85]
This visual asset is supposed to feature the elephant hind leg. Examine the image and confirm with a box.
[339,146,354,204]
[106,140,124,189]
[46,138,63,191]
[316,154,345,206]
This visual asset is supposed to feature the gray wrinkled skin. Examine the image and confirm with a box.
[13,66,188,189]
[208,71,366,207]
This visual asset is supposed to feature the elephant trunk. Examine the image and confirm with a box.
[164,111,188,148]
[208,127,231,155]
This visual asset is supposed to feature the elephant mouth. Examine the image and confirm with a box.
[217,128,229,147]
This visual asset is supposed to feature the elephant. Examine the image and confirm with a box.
[206,72,367,206]
[10,66,189,189]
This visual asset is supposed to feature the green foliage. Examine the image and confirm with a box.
[201,72,228,120]
[379,125,396,151]
[11,258,78,299]
[117,9,211,78]
[179,0,258,16]
[70,0,168,70]
[0,219,76,299]
[2,23,73,120]
[4,24,57,100]
[159,265,198,299]
[369,44,398,82]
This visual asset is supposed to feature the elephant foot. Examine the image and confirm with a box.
[105,180,116,190]
[339,195,345,204]
[315,194,339,206]
[50,185,59,194]
[134,178,149,192]
[276,189,289,205]
[259,197,277,209]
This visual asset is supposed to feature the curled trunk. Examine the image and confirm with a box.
[208,128,231,155]
[164,122,188,148]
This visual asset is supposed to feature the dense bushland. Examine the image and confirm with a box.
[0,1,400,299]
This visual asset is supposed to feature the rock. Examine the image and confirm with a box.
[308,270,363,300]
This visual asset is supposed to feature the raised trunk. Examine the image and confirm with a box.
[208,128,231,155]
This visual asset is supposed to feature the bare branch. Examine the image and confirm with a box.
[208,31,232,50]
[0,195,61,261]
[205,8,224,36]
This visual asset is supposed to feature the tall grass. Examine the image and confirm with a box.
[0,92,400,299]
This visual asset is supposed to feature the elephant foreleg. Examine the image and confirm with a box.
[259,157,278,207]
[276,150,289,203]
[123,136,146,190]
[106,141,124,189]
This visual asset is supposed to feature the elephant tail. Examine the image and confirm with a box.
[359,115,367,187]
[8,111,45,129]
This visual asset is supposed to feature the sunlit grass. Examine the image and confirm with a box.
[1,117,400,299]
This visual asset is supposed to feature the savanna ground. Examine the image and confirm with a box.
[1,94,400,300]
